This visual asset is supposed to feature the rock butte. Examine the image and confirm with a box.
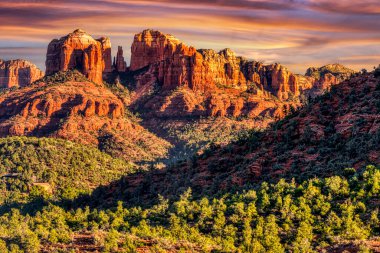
[0,59,44,88]
[128,29,355,119]
[45,29,111,84]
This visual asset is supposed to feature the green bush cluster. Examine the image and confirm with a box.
[0,165,378,252]
[0,137,133,206]
[36,70,90,86]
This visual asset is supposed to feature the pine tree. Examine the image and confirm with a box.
[263,215,284,253]
[292,221,314,253]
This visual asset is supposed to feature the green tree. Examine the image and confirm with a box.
[104,229,120,252]
[292,221,314,253]
[263,215,284,253]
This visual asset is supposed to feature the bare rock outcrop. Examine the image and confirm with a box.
[45,29,108,84]
[306,63,356,90]
[130,30,318,97]
[98,37,112,73]
[114,46,127,72]
[0,74,170,162]
[0,59,44,88]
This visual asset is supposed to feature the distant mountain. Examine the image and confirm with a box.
[305,63,357,96]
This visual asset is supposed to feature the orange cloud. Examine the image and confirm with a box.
[0,0,379,73]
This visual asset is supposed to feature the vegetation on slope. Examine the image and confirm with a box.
[141,117,257,165]
[0,137,133,206]
[0,165,378,252]
[87,70,379,203]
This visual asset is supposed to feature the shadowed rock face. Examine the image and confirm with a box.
[45,29,110,84]
[0,59,44,88]
[98,36,112,73]
[115,46,127,72]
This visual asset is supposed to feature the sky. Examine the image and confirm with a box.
[0,0,379,74]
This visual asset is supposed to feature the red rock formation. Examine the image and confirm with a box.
[128,30,356,120]
[131,30,248,92]
[98,37,112,73]
[305,63,356,91]
[130,29,183,71]
[130,30,319,98]
[0,59,44,88]
[115,46,127,72]
[46,29,106,84]
[0,77,170,162]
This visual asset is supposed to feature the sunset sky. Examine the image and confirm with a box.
[0,0,379,74]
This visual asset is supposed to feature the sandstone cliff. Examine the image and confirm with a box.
[0,71,170,162]
[130,30,321,97]
[0,59,44,88]
[46,29,109,84]
[128,30,358,121]
[128,30,316,119]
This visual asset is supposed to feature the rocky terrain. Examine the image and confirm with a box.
[0,29,358,165]
[92,70,379,202]
[0,28,378,253]
[125,30,355,122]
[0,59,44,88]
[0,71,170,162]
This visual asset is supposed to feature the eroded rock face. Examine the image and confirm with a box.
[130,29,183,71]
[306,64,355,90]
[98,37,112,73]
[130,30,315,97]
[131,30,249,92]
[46,29,107,84]
[242,61,311,100]
[128,30,358,121]
[115,46,127,72]
[0,59,44,88]
[0,78,170,162]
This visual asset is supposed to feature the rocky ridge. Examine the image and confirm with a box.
[127,30,355,120]
[0,59,44,88]
[98,70,380,201]
[0,71,170,162]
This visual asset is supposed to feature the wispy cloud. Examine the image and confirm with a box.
[0,0,379,73]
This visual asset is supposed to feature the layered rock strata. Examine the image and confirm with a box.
[0,59,44,88]
[46,29,109,84]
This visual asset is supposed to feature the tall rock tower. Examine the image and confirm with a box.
[115,46,127,72]
[45,29,110,84]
